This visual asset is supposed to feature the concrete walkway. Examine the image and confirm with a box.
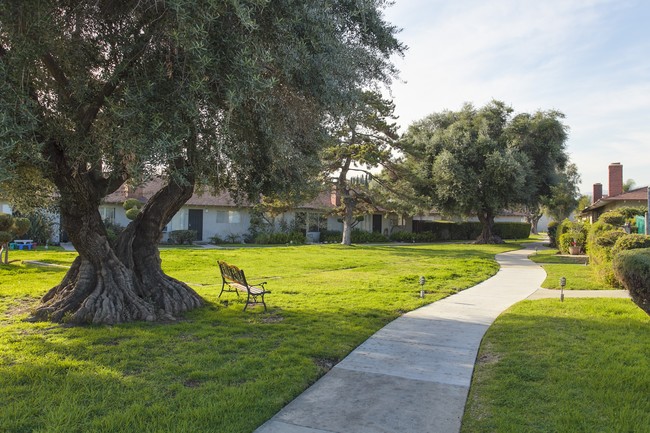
[255,243,550,433]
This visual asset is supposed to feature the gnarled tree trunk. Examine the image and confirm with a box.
[31,143,204,324]
[476,211,503,244]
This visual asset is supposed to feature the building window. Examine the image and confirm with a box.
[101,207,116,222]
[216,211,228,224]
[294,212,327,232]
[216,210,241,224]
[229,211,241,224]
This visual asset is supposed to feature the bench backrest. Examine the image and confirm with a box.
[218,261,248,286]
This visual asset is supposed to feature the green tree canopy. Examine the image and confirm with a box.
[0,0,404,323]
[400,100,570,243]
[321,90,398,245]
[543,162,581,222]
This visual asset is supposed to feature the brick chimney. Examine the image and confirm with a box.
[608,162,623,198]
[592,183,603,204]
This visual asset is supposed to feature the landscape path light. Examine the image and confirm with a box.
[419,276,425,298]
[560,277,566,302]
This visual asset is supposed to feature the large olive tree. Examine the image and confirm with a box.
[0,0,403,323]
[400,100,569,243]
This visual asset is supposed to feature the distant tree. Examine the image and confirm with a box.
[543,163,581,222]
[575,194,593,216]
[0,1,403,324]
[322,91,399,245]
[623,179,637,192]
[400,100,570,243]
[0,213,31,264]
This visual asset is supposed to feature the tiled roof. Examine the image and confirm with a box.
[582,186,648,212]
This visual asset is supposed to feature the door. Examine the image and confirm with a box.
[372,214,383,233]
[188,209,204,241]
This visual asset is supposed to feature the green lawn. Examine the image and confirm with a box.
[0,243,513,433]
[462,298,650,433]
[530,249,616,290]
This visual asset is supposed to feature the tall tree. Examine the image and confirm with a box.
[322,91,398,245]
[0,0,403,324]
[400,100,570,243]
[543,162,581,222]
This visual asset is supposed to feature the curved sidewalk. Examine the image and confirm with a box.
[255,243,548,433]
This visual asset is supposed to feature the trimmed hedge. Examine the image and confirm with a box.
[598,210,626,226]
[613,248,650,315]
[612,234,650,257]
[253,231,305,245]
[412,221,530,242]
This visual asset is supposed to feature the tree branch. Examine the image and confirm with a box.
[79,10,168,135]
[40,52,78,108]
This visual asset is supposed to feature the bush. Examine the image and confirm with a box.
[389,231,439,243]
[598,210,626,226]
[104,219,125,244]
[254,231,305,245]
[123,198,144,221]
[556,220,587,254]
[547,221,559,247]
[24,212,54,244]
[493,222,531,240]
[320,230,343,243]
[209,234,224,244]
[612,234,650,257]
[613,248,650,315]
[168,230,197,244]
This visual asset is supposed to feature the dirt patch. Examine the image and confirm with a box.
[183,379,202,388]
[260,314,284,324]
[314,357,339,373]
[3,297,38,320]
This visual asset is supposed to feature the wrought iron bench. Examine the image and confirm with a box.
[217,261,270,311]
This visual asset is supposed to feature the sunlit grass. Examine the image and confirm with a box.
[1,243,514,433]
[462,298,650,433]
[530,249,616,290]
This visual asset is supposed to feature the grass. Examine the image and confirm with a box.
[0,242,514,433]
[529,249,617,290]
[462,298,650,433]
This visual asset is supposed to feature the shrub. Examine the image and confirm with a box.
[320,230,343,243]
[254,231,304,245]
[209,235,224,244]
[556,220,587,254]
[613,248,650,315]
[104,219,125,244]
[24,211,54,244]
[598,210,626,226]
[547,221,559,247]
[492,222,531,240]
[168,230,197,244]
[390,231,438,243]
[123,198,144,221]
[612,234,650,257]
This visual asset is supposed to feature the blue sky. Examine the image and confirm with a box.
[383,0,650,194]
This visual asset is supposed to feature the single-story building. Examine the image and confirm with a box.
[100,180,400,243]
[581,162,649,223]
